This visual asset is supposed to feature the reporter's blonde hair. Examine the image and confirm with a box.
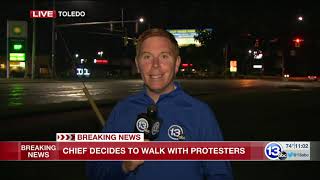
[136,28,179,58]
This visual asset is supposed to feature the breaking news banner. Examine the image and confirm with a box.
[56,133,145,142]
[0,133,318,161]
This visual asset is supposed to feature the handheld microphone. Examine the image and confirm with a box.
[134,105,161,140]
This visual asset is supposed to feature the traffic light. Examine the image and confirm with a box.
[293,37,304,48]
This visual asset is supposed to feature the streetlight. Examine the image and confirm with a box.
[297,16,303,22]
[56,18,145,28]
[135,17,145,34]
[56,17,145,34]
[139,17,144,23]
[97,51,103,57]
[75,53,79,58]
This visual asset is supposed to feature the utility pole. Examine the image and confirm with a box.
[6,21,9,79]
[224,43,228,78]
[120,8,125,77]
[121,8,124,29]
[281,51,285,77]
[135,21,138,34]
[31,0,36,79]
[51,0,56,78]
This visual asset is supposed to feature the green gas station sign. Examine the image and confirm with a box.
[8,38,27,61]
[6,20,28,78]
[9,53,26,61]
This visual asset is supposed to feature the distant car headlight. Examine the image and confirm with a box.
[308,76,317,80]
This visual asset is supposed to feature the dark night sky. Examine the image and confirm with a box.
[0,0,318,58]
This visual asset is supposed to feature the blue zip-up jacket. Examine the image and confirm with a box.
[87,82,233,180]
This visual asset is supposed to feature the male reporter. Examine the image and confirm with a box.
[87,28,233,180]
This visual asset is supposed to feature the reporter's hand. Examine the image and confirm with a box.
[122,139,149,173]
[122,160,144,173]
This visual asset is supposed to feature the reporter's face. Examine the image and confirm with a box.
[136,36,180,94]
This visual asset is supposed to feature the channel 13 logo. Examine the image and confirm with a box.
[264,142,287,160]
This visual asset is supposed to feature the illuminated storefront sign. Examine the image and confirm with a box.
[167,29,212,47]
[253,65,263,69]
[76,68,90,76]
[94,59,109,64]
[230,60,237,72]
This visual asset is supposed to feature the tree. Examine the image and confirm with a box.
[193,29,226,74]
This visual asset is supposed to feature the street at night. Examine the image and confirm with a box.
[1,79,320,180]
[1,79,319,109]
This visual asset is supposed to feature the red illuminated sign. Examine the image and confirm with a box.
[182,63,194,68]
[30,10,57,18]
[94,59,109,64]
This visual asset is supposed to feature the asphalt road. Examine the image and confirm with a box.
[1,79,319,109]
[0,79,319,180]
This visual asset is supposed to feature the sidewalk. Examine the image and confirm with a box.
[0,78,137,84]
[1,76,319,84]
[0,78,64,83]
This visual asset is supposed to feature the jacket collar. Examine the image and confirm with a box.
[142,81,182,104]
